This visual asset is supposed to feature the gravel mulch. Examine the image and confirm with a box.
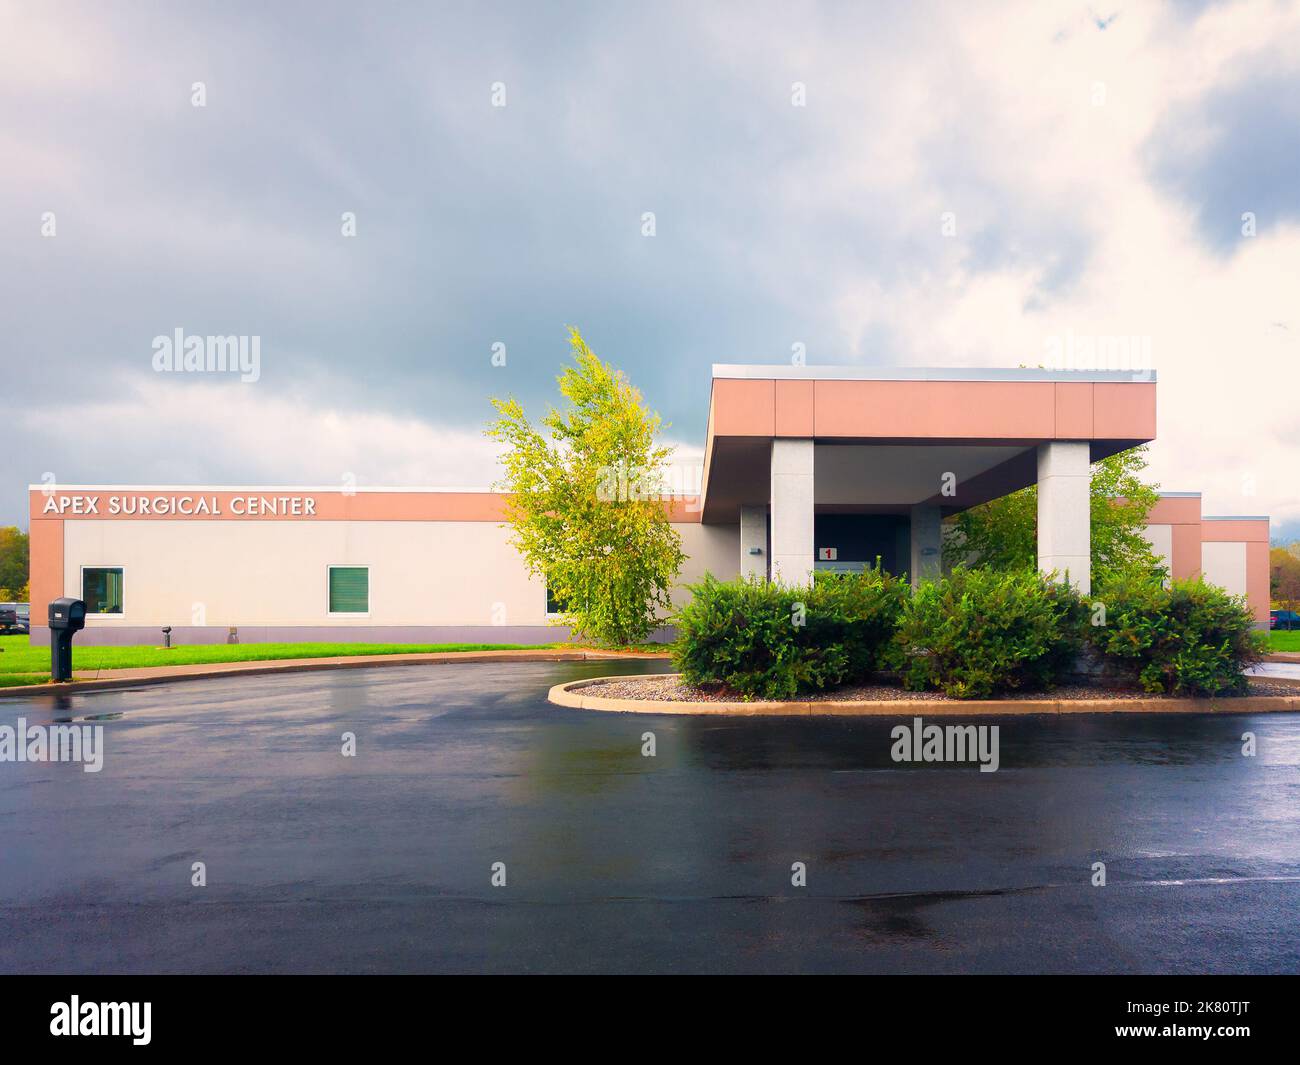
[580,674,1296,703]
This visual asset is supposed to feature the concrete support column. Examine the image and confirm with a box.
[770,439,814,586]
[909,504,942,588]
[1037,441,1091,594]
[739,505,768,581]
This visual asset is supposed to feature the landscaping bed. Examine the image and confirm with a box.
[576,673,1298,704]
[671,567,1267,702]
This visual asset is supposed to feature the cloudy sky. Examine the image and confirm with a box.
[3,0,1298,537]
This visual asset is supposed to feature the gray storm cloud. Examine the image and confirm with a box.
[2,0,1298,535]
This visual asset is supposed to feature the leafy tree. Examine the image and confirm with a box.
[0,527,29,600]
[948,445,1165,586]
[486,328,685,647]
[1272,543,1300,610]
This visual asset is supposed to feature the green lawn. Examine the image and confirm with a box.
[0,673,52,688]
[0,634,557,677]
[1270,630,1300,652]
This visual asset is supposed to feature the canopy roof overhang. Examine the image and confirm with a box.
[699,365,1157,523]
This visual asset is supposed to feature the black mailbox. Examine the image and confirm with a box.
[48,597,86,683]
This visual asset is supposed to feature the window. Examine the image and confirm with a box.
[545,578,583,617]
[328,566,369,615]
[545,583,568,617]
[83,567,124,615]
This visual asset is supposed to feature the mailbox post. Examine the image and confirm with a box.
[48,598,86,683]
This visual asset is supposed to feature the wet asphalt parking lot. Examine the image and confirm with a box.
[2,659,1299,974]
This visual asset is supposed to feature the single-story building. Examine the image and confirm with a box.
[27,366,1270,645]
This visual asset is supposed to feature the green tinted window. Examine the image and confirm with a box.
[83,567,124,614]
[547,577,582,616]
[328,567,369,614]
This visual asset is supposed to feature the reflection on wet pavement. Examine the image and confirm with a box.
[1,659,1298,973]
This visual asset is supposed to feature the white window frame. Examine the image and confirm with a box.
[80,565,126,618]
[327,564,371,618]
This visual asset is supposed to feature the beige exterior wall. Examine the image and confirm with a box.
[1144,521,1259,609]
[677,522,741,588]
[1141,523,1174,582]
[62,518,740,631]
[1201,540,1249,599]
[36,482,1267,637]
[1142,497,1268,622]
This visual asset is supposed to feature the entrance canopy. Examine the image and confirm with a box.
[700,365,1157,523]
[699,365,1157,593]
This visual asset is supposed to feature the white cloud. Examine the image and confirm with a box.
[17,374,705,497]
[20,377,509,490]
[824,0,1300,527]
[5,0,1299,535]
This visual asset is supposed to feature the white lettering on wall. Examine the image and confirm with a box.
[37,494,322,517]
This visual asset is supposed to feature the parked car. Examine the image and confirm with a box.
[0,602,29,635]
[1272,609,1300,631]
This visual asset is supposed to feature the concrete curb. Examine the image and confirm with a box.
[0,649,670,699]
[548,674,1300,717]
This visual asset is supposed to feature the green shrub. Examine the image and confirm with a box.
[896,567,1085,699]
[1087,576,1265,695]
[671,566,908,699]
[810,566,913,679]
[673,564,1263,702]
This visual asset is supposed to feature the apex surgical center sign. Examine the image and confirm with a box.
[39,493,320,517]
